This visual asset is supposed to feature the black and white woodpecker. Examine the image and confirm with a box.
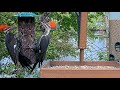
[0,25,18,65]
[0,25,33,70]
[31,21,57,72]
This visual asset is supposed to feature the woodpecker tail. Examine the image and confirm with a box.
[18,52,33,70]
[16,39,32,70]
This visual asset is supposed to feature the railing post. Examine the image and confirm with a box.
[78,12,88,65]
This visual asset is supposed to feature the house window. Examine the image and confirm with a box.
[115,42,120,52]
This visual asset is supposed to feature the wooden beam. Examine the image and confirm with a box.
[79,12,88,49]
[80,49,84,65]
[79,12,88,65]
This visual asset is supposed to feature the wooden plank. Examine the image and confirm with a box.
[80,49,84,65]
[40,61,120,78]
[79,12,88,49]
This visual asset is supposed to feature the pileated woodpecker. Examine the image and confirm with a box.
[0,25,33,69]
[31,21,56,72]
[0,25,18,65]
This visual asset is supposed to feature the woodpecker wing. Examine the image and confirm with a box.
[30,22,51,72]
[5,33,18,65]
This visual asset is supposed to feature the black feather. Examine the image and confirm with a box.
[31,35,50,72]
[5,33,17,65]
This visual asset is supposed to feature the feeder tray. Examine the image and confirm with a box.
[40,61,120,78]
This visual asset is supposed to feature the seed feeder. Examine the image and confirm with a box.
[15,12,39,64]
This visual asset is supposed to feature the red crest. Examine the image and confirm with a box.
[0,25,11,31]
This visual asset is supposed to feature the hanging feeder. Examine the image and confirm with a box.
[15,12,39,64]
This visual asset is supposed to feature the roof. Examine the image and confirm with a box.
[14,12,39,17]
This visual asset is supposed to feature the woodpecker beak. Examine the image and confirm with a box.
[4,27,12,33]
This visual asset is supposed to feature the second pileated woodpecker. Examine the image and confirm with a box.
[31,21,56,72]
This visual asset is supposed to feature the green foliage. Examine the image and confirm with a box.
[0,12,18,26]
[97,51,109,61]
[88,12,106,39]
[34,12,79,60]
[88,12,105,29]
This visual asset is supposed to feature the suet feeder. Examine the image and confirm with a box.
[15,12,39,64]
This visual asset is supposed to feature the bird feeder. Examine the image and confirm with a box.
[40,12,120,78]
[15,12,39,64]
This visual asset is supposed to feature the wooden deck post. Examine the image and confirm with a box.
[79,12,88,65]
